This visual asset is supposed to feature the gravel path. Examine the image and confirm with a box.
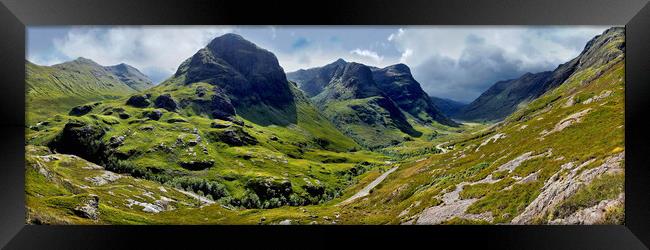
[436,142,449,153]
[337,166,398,206]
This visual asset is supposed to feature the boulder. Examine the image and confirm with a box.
[209,92,236,120]
[109,135,125,148]
[118,112,131,119]
[208,127,258,146]
[210,120,232,128]
[125,95,151,108]
[179,160,215,171]
[47,120,106,162]
[166,118,187,123]
[195,86,207,97]
[140,126,154,131]
[154,94,178,111]
[143,109,163,121]
[69,105,93,116]
[73,195,100,220]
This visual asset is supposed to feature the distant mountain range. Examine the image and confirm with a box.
[429,96,467,117]
[454,27,625,122]
[288,59,457,148]
[26,58,153,124]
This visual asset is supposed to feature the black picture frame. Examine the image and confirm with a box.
[1,0,649,249]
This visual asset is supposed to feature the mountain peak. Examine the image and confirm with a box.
[383,63,411,74]
[73,57,99,65]
[173,33,295,125]
[333,58,347,65]
[207,33,258,53]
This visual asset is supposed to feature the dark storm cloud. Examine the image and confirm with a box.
[414,35,548,103]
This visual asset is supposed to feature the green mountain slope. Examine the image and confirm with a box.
[25,28,624,225]
[371,64,457,126]
[288,60,456,149]
[455,27,624,122]
[324,27,625,225]
[313,62,421,149]
[26,58,153,124]
[105,63,154,91]
[26,34,377,215]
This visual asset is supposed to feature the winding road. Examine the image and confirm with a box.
[337,166,399,206]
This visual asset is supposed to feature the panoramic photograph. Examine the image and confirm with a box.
[25,26,625,225]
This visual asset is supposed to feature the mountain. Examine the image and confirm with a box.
[455,27,625,122]
[105,63,154,91]
[288,60,457,148]
[169,33,295,126]
[371,64,457,126]
[25,28,625,226]
[287,58,347,97]
[312,62,421,148]
[26,58,153,124]
[27,33,370,214]
[323,27,625,225]
[429,96,467,117]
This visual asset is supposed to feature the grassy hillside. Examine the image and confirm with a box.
[26,59,152,125]
[25,30,624,225]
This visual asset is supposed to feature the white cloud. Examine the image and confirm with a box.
[30,26,611,102]
[50,26,233,83]
[350,49,384,62]
[399,48,413,63]
[387,28,404,41]
[387,26,609,102]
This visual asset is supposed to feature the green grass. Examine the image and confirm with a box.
[550,173,624,220]
[25,34,625,224]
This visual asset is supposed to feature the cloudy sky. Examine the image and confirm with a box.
[28,26,611,102]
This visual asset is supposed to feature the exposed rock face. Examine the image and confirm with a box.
[540,108,592,138]
[416,174,498,224]
[208,127,258,146]
[143,109,163,121]
[550,193,624,225]
[85,171,122,186]
[456,27,624,122]
[310,62,421,145]
[154,94,178,111]
[48,120,106,162]
[287,58,347,97]
[125,196,175,214]
[174,33,295,125]
[287,59,459,147]
[126,95,151,108]
[73,195,100,220]
[108,135,125,148]
[511,152,624,224]
[372,64,457,126]
[313,62,385,103]
[208,89,236,120]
